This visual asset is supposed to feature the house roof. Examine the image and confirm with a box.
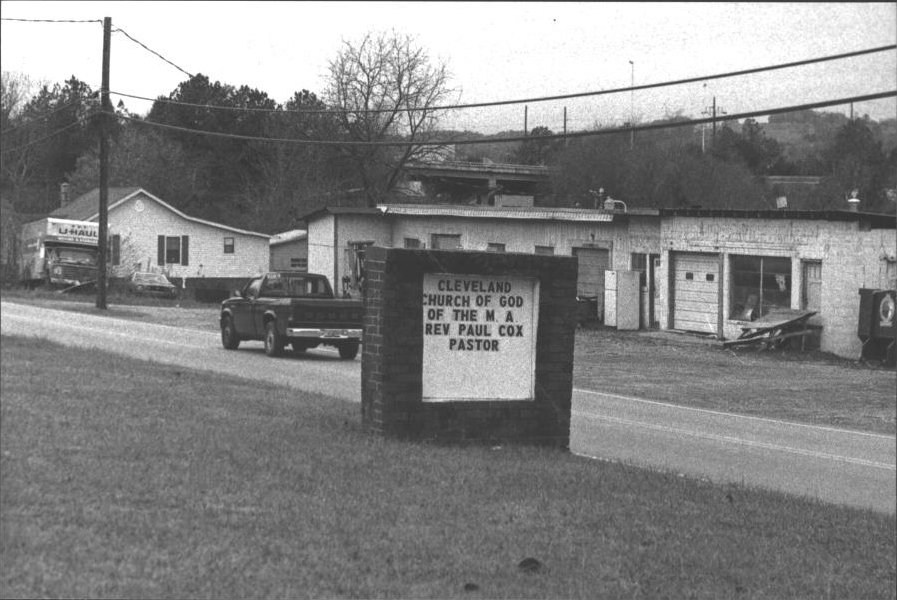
[378,204,623,222]
[301,203,657,224]
[270,229,307,246]
[659,208,896,229]
[52,187,271,239]
[301,206,383,222]
[50,187,142,220]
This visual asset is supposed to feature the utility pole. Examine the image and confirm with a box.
[524,105,528,136]
[96,16,111,309]
[629,60,634,150]
[705,96,726,150]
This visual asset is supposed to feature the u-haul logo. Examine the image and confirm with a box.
[49,222,98,244]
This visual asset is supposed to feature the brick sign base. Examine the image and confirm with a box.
[361,247,577,449]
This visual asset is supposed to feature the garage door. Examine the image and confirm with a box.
[672,252,719,334]
[573,247,610,319]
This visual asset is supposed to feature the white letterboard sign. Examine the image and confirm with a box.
[421,273,539,402]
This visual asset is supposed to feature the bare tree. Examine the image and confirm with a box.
[325,31,457,205]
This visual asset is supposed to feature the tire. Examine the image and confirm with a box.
[338,341,360,360]
[264,321,285,357]
[221,315,240,350]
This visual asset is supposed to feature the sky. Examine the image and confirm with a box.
[1,1,895,135]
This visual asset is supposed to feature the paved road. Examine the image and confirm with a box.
[3,300,895,514]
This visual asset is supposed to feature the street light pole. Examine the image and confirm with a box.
[629,60,634,150]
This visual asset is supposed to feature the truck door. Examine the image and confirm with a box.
[253,274,286,333]
[233,277,262,335]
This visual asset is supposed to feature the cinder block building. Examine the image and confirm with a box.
[658,208,897,358]
[303,203,895,360]
[303,204,662,321]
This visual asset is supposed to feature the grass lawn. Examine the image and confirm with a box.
[1,335,895,599]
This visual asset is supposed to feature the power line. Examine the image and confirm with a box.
[113,26,194,79]
[109,44,897,115]
[0,17,102,23]
[110,90,897,147]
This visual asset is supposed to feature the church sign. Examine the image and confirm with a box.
[421,274,539,402]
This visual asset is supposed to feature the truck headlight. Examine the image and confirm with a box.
[52,267,62,275]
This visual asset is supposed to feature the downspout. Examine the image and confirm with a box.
[717,252,725,339]
[333,214,339,290]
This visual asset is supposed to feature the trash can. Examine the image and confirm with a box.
[576,296,598,326]
[858,288,897,365]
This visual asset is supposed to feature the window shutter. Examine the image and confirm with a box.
[181,235,189,266]
[112,234,121,266]
[157,235,165,266]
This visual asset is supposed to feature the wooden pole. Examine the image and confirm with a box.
[96,16,111,309]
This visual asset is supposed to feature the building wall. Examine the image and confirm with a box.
[307,214,335,282]
[387,215,661,266]
[106,193,269,279]
[270,239,308,271]
[661,216,897,357]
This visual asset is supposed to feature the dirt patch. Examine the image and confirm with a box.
[573,325,895,434]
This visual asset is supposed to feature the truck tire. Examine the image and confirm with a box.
[264,321,285,357]
[338,341,360,360]
[220,315,240,350]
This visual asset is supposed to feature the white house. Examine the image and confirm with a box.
[50,187,271,282]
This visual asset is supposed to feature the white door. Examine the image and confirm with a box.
[672,252,719,334]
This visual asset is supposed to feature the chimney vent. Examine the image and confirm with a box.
[59,182,70,208]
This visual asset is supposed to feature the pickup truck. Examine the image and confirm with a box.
[219,272,364,359]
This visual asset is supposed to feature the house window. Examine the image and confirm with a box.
[431,234,462,250]
[801,260,822,312]
[290,257,308,271]
[224,237,234,254]
[404,238,422,249]
[157,235,189,266]
[486,242,506,253]
[730,255,791,319]
[165,236,181,264]
[534,245,554,255]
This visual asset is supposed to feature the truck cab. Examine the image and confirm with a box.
[19,218,100,288]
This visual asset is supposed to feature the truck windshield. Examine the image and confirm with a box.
[55,248,97,265]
